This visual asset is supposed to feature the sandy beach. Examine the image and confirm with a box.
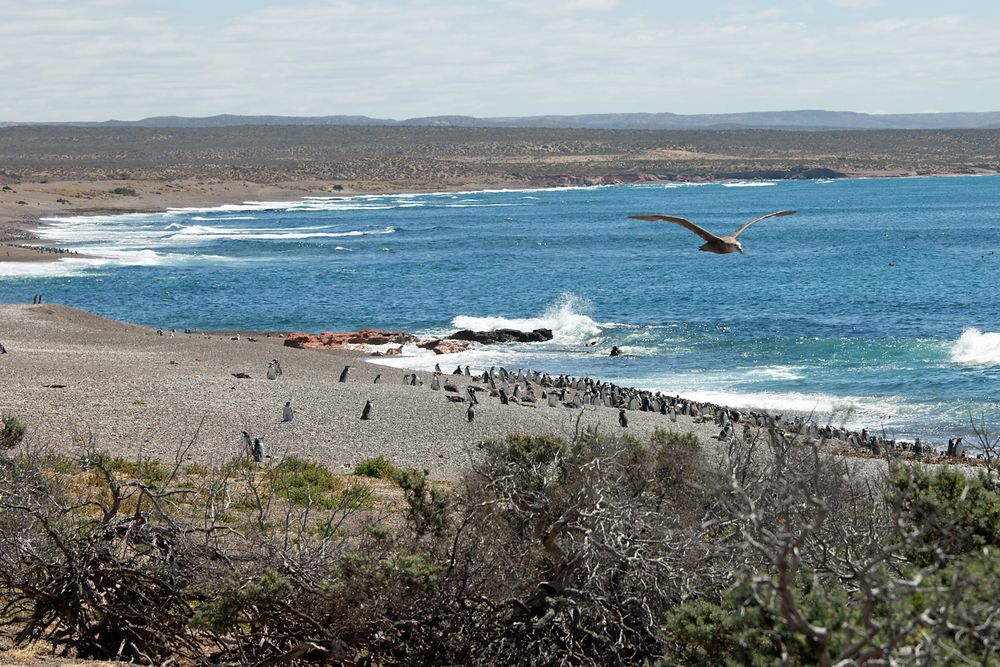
[0,303,738,480]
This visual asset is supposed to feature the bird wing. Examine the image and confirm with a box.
[629,215,721,243]
[730,210,796,239]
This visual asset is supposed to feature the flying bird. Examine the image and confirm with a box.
[629,210,796,254]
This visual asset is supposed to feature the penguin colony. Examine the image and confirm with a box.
[255,357,969,460]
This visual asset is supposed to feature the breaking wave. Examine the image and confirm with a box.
[950,328,1000,365]
[451,293,601,344]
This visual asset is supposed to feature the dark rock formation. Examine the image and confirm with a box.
[449,328,553,344]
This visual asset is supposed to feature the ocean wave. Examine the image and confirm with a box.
[721,181,776,187]
[73,248,235,266]
[189,215,258,221]
[950,328,1000,365]
[166,226,397,241]
[0,257,105,278]
[451,293,601,345]
[745,365,806,380]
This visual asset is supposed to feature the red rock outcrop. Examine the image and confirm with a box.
[284,329,416,350]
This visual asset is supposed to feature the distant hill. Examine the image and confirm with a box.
[4,110,1000,130]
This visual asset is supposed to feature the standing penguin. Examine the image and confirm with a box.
[360,399,374,420]
[618,409,628,428]
[467,402,475,423]
[242,431,254,458]
[338,366,350,383]
[499,388,509,405]
[431,374,441,390]
[282,400,294,422]
[266,362,278,381]
[271,359,283,376]
[252,437,265,462]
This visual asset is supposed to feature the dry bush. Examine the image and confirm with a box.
[0,421,997,665]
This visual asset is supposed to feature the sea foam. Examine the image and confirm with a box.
[451,293,601,344]
[950,328,1000,365]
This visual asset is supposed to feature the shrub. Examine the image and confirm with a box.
[111,186,138,196]
[271,455,342,507]
[1,413,26,450]
[354,455,400,481]
[887,465,1000,563]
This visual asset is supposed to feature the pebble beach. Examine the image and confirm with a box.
[0,303,736,480]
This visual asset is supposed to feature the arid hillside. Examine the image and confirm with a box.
[2,126,999,190]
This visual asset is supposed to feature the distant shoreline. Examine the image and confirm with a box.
[4,170,999,265]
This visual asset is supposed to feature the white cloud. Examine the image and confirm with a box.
[0,1,998,120]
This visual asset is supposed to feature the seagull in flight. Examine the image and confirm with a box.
[629,210,796,254]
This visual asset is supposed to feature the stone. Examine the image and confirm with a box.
[448,328,553,344]
[283,329,416,350]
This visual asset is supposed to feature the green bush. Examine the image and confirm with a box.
[395,467,449,537]
[354,455,400,481]
[1,413,26,450]
[503,433,564,466]
[888,465,1000,563]
[272,455,342,507]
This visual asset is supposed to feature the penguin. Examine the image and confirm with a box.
[282,400,294,422]
[431,374,441,390]
[435,363,442,373]
[618,409,628,428]
[252,437,265,462]
[266,363,278,381]
[360,399,374,420]
[271,359,283,376]
[499,388,509,405]
[467,402,475,423]
[339,366,350,383]
[242,430,254,457]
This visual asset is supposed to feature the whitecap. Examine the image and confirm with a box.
[721,181,776,187]
[0,258,103,278]
[450,293,601,345]
[745,365,806,380]
[950,328,1000,365]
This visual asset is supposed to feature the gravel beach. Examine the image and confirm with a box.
[1,303,735,480]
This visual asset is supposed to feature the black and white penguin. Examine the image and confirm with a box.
[360,399,374,420]
[338,366,350,383]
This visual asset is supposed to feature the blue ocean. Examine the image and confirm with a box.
[3,176,1000,445]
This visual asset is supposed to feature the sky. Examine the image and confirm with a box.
[1,0,999,121]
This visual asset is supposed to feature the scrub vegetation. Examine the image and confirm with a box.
[0,422,997,665]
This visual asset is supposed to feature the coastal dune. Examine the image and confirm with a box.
[0,304,725,479]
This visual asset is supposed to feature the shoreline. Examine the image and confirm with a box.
[3,170,998,264]
[0,304,986,477]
